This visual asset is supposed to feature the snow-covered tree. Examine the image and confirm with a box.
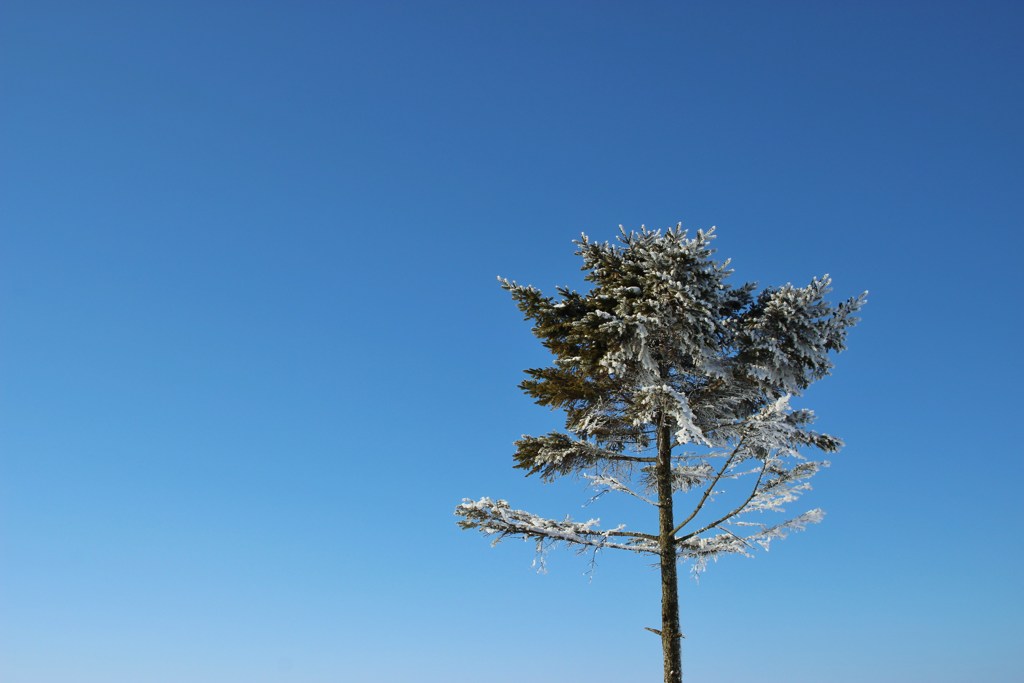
[455,225,864,683]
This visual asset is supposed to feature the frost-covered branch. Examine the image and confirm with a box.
[677,509,826,574]
[630,384,709,447]
[677,456,770,542]
[455,497,659,554]
[638,461,717,496]
[672,394,824,536]
[583,473,658,506]
[677,453,826,542]
[671,462,717,492]
[746,460,827,513]
[671,437,746,535]
[514,432,656,480]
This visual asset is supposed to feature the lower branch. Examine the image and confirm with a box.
[455,497,659,554]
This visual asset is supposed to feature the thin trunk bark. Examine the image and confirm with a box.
[657,415,682,683]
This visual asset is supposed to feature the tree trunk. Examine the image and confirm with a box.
[656,417,682,683]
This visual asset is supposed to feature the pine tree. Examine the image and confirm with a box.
[456,225,865,683]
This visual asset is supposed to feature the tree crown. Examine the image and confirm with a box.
[458,224,865,573]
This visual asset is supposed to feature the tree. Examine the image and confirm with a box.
[455,225,865,683]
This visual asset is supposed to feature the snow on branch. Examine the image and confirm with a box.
[514,432,655,480]
[638,462,717,495]
[671,462,716,492]
[746,460,828,513]
[676,449,826,543]
[678,508,826,575]
[455,497,659,555]
[582,472,657,506]
[630,384,709,447]
[730,393,843,460]
[671,438,748,536]
[737,276,867,394]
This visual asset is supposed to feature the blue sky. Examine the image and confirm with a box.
[2,2,1022,681]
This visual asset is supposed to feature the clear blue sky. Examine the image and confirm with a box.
[2,2,1022,682]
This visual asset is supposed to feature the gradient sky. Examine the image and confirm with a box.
[2,2,1022,682]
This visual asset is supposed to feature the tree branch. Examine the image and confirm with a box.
[671,437,745,536]
[712,524,756,551]
[607,454,659,463]
[514,432,656,480]
[455,497,660,554]
[677,457,768,542]
[583,473,658,506]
